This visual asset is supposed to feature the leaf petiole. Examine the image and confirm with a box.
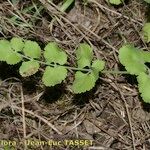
[19,53,128,74]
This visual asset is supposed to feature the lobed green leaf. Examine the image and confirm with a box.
[72,43,105,93]
[19,61,40,77]
[0,40,11,61]
[0,39,23,64]
[91,60,105,71]
[10,37,24,52]
[142,23,150,43]
[91,59,105,80]
[23,40,41,58]
[140,51,150,62]
[42,66,67,87]
[72,71,97,94]
[144,0,150,4]
[119,44,146,75]
[6,51,22,65]
[108,0,124,5]
[137,73,150,103]
[76,43,93,68]
[0,38,106,94]
[44,42,67,65]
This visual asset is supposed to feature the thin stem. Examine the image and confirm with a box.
[64,66,91,72]
[19,53,91,72]
[20,53,129,75]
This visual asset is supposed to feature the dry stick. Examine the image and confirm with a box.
[39,1,99,62]
[39,0,94,46]
[39,0,118,59]
[88,146,113,150]
[61,15,119,63]
[64,114,85,135]
[58,15,93,44]
[101,78,136,150]
[12,105,62,135]
[117,88,136,150]
[39,0,92,42]
[20,86,27,150]
[48,0,74,32]
[132,23,148,48]
[0,23,16,36]
[88,0,143,26]
[79,24,119,61]
[87,118,130,146]
[7,0,35,31]
[54,15,76,44]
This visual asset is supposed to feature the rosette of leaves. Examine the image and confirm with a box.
[42,42,68,87]
[72,43,105,93]
[119,44,150,103]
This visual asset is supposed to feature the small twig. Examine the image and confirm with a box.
[88,0,143,26]
[20,86,27,150]
[87,118,130,146]
[39,0,118,53]
[117,88,136,150]
[7,0,35,31]
[12,105,62,135]
[88,146,113,150]
[100,78,136,149]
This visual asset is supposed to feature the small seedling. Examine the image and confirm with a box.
[0,36,150,103]
[0,38,105,94]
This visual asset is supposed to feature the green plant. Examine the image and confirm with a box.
[119,44,150,103]
[144,0,150,4]
[72,43,105,93]
[107,0,150,5]
[60,0,75,12]
[107,0,124,5]
[142,23,150,43]
[0,38,105,94]
[1,37,150,103]
[117,22,150,103]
